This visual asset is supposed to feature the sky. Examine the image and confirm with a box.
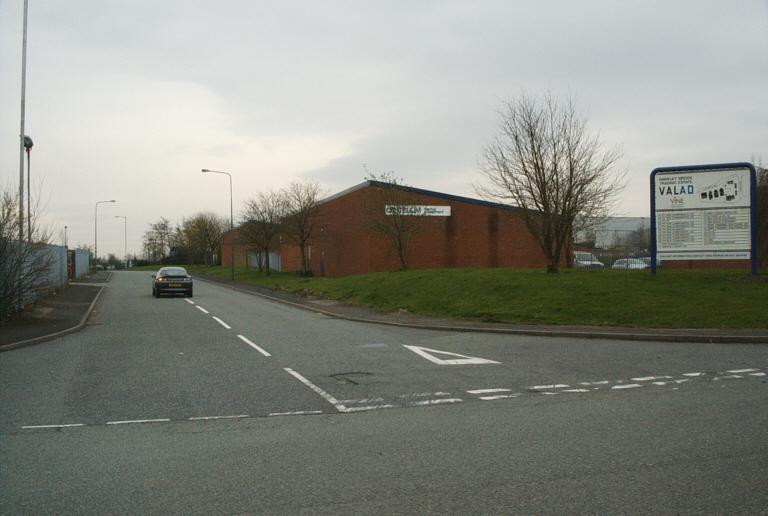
[1,1,767,259]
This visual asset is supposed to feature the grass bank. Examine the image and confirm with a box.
[146,265,767,329]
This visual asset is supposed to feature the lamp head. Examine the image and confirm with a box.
[23,135,33,149]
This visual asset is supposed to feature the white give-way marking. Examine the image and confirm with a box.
[403,345,500,365]
[237,335,271,357]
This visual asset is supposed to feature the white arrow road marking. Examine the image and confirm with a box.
[403,345,501,365]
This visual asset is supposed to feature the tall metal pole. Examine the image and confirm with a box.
[64,225,68,247]
[94,200,116,267]
[24,136,33,242]
[115,216,127,269]
[17,0,29,309]
[18,0,29,245]
[201,169,234,281]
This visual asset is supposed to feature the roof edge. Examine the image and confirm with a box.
[321,180,523,212]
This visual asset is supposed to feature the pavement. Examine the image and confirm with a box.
[0,270,110,351]
[1,268,766,351]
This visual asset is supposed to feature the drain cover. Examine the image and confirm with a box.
[330,372,373,385]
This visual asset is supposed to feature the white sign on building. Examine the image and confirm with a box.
[385,205,451,216]
[652,165,753,261]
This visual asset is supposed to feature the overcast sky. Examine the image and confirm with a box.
[2,1,766,259]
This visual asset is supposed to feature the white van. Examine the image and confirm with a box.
[572,251,604,269]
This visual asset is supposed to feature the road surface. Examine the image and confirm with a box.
[1,271,766,514]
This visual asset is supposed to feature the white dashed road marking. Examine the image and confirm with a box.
[188,415,249,421]
[410,398,463,406]
[185,299,195,305]
[195,305,209,314]
[345,405,395,412]
[268,411,324,417]
[530,384,569,390]
[611,384,642,390]
[212,316,231,329]
[398,392,452,399]
[19,367,766,431]
[479,394,520,401]
[21,424,85,429]
[237,335,271,357]
[467,388,513,394]
[106,418,171,425]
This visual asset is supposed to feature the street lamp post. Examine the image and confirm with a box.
[94,199,116,267]
[16,0,30,310]
[24,135,33,242]
[64,225,68,247]
[201,168,234,281]
[115,216,127,269]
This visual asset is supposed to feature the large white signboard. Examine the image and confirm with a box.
[385,205,451,216]
[653,167,752,260]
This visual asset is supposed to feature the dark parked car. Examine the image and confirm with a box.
[152,267,193,297]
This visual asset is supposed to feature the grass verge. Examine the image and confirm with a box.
[131,265,768,329]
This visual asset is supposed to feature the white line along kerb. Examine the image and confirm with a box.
[403,345,500,365]
[237,335,271,357]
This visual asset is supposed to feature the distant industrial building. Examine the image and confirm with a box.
[222,181,561,277]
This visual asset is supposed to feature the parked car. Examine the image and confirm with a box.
[611,258,649,270]
[152,266,193,297]
[572,251,604,269]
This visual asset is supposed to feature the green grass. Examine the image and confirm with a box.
[132,265,768,329]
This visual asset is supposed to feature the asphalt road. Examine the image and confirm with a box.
[1,271,767,514]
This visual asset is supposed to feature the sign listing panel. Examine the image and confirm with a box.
[652,166,753,261]
[385,205,451,216]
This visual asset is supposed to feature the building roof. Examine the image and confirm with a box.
[321,180,523,213]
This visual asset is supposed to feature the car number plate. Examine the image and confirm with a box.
[169,283,182,287]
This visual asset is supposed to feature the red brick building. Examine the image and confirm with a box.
[223,181,557,277]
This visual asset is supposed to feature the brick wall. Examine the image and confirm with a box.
[278,184,554,277]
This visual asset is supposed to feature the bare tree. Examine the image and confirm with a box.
[362,170,427,270]
[141,217,173,263]
[479,92,625,273]
[182,212,228,265]
[0,187,53,320]
[239,190,287,275]
[281,181,322,275]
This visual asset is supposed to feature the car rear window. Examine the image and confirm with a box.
[160,268,188,276]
